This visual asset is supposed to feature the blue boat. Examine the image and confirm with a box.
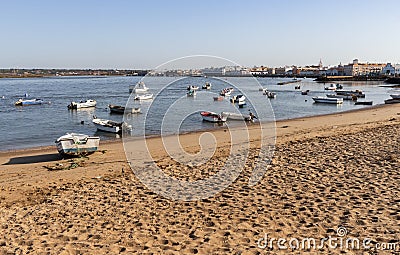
[15,98,43,106]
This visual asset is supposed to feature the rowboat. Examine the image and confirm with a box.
[15,98,43,106]
[220,88,234,96]
[129,81,149,93]
[312,97,343,104]
[222,112,256,121]
[238,101,246,108]
[336,90,365,98]
[324,83,342,91]
[109,104,141,114]
[92,118,128,133]
[230,94,246,103]
[200,111,228,122]
[68,99,96,109]
[55,133,100,157]
[384,98,400,104]
[134,94,153,100]
[213,96,224,101]
[326,94,357,100]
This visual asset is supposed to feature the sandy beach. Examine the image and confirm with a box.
[1,104,399,254]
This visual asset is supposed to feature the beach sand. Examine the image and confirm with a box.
[0,104,399,254]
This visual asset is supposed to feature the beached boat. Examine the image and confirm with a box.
[355,101,373,105]
[200,111,228,122]
[187,85,199,91]
[384,98,400,104]
[14,98,43,106]
[222,112,256,121]
[220,88,234,96]
[129,81,149,93]
[68,99,96,109]
[390,94,400,99]
[55,133,100,156]
[92,118,128,133]
[187,90,196,97]
[326,94,357,100]
[230,94,246,103]
[312,97,343,104]
[109,104,141,114]
[336,90,365,98]
[202,82,212,90]
[134,94,153,100]
[213,96,224,101]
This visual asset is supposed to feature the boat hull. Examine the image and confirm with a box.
[312,97,343,104]
[200,112,227,122]
[55,133,100,156]
[68,100,96,109]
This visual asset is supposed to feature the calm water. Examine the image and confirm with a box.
[0,76,397,151]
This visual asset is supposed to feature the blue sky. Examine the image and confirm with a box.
[1,0,399,69]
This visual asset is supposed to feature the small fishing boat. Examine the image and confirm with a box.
[15,98,43,106]
[326,94,357,100]
[109,104,141,114]
[213,96,224,101]
[93,118,129,133]
[385,98,400,104]
[301,90,310,95]
[222,112,256,121]
[294,85,301,90]
[68,99,96,109]
[55,133,100,157]
[220,88,234,96]
[187,90,196,97]
[355,101,373,105]
[187,85,199,91]
[324,84,337,91]
[390,94,400,99]
[200,111,228,122]
[202,82,211,90]
[134,94,153,100]
[312,97,343,104]
[230,94,246,103]
[238,101,246,108]
[129,81,149,93]
[336,90,365,98]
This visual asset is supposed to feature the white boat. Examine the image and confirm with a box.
[202,82,212,90]
[220,88,234,96]
[68,99,96,109]
[15,98,43,106]
[55,133,100,156]
[390,94,400,99]
[238,101,246,108]
[266,91,276,99]
[93,118,128,133]
[200,111,228,122]
[324,84,337,91]
[129,81,149,93]
[230,94,246,103]
[312,97,343,104]
[134,94,153,100]
[109,104,141,114]
[222,112,255,121]
[187,85,199,91]
[326,94,357,100]
[187,90,196,97]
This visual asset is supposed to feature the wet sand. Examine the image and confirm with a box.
[0,104,399,254]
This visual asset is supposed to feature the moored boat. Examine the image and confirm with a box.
[200,111,228,122]
[220,88,234,96]
[129,81,149,93]
[384,98,400,104]
[68,99,96,109]
[301,90,310,95]
[390,94,400,99]
[187,85,199,91]
[230,94,246,103]
[324,84,337,91]
[326,94,357,100]
[336,90,365,98]
[213,96,224,101]
[15,98,43,106]
[55,133,100,157]
[312,97,343,104]
[265,91,276,99]
[202,82,212,90]
[222,112,256,121]
[134,94,153,100]
[187,89,196,97]
[355,101,373,105]
[92,118,129,133]
[109,104,141,114]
